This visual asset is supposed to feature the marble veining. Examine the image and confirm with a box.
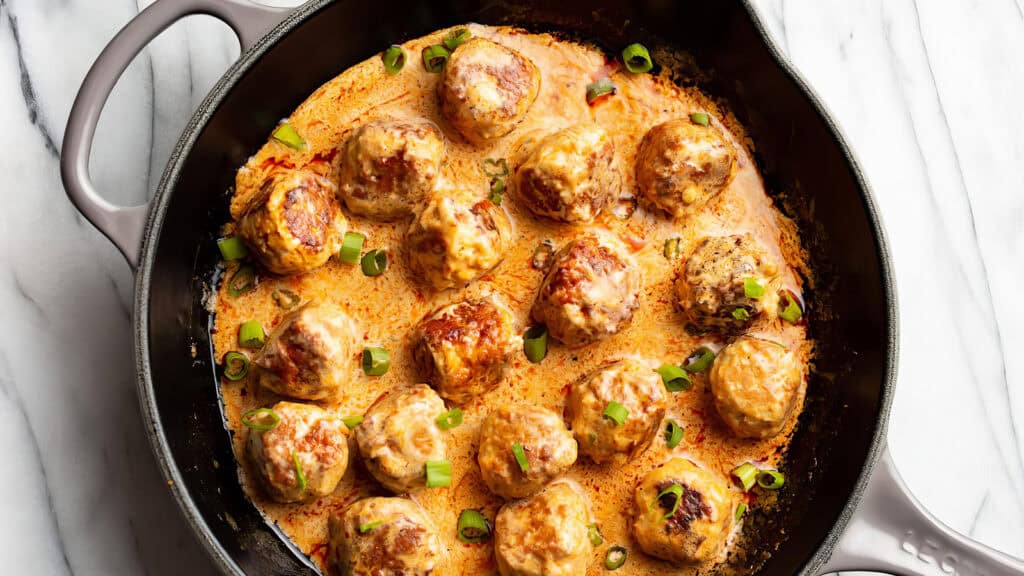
[0,0,1021,573]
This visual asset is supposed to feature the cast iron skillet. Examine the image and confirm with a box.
[60,1,1024,575]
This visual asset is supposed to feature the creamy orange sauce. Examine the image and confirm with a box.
[213,24,811,575]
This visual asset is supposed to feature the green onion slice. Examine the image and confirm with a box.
[735,502,747,522]
[425,460,452,487]
[272,123,306,150]
[656,364,693,392]
[223,351,250,381]
[271,288,301,311]
[684,347,715,373]
[241,408,280,431]
[586,77,617,105]
[587,523,604,547]
[488,178,506,205]
[689,112,710,126]
[779,290,804,323]
[757,469,785,490]
[359,520,384,534]
[443,28,471,52]
[339,232,365,264]
[663,237,682,260]
[362,347,390,376]
[422,44,450,73]
[588,432,597,445]
[732,307,751,321]
[523,325,548,363]
[292,451,307,491]
[217,237,248,261]
[238,320,265,348]
[512,442,529,472]
[744,277,766,299]
[360,249,388,277]
[655,483,684,519]
[664,420,683,448]
[457,509,491,543]
[604,546,628,570]
[382,45,406,74]
[603,401,629,426]
[436,408,464,430]
[227,265,257,297]
[342,415,364,429]
[732,462,759,492]
[481,158,510,178]
[622,43,653,74]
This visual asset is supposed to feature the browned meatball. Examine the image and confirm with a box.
[412,295,517,403]
[477,405,577,498]
[710,336,804,438]
[675,234,778,333]
[254,302,359,401]
[494,483,593,576]
[532,232,642,347]
[236,168,347,275]
[515,123,619,223]
[633,458,736,564]
[440,37,541,144]
[328,497,443,576]
[337,119,444,220]
[636,117,737,218]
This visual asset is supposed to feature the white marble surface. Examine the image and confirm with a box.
[0,0,1021,573]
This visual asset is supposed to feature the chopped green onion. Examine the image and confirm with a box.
[292,451,307,491]
[732,462,759,492]
[587,523,604,547]
[732,307,751,321]
[359,520,384,534]
[457,509,491,543]
[481,158,509,178]
[436,408,464,430]
[512,442,529,472]
[382,45,406,74]
[488,178,506,205]
[622,43,653,74]
[425,460,452,487]
[531,240,555,270]
[663,237,682,260]
[360,249,388,277]
[664,420,683,448]
[689,112,710,126]
[684,347,715,373]
[272,123,306,150]
[241,408,280,431]
[217,237,248,260]
[223,351,250,381]
[342,415,364,429]
[735,502,747,522]
[271,288,301,310]
[588,432,598,445]
[238,320,265,348]
[656,364,693,392]
[779,290,804,323]
[744,277,765,299]
[362,347,390,376]
[603,401,629,426]
[586,77,617,105]
[604,546,627,570]
[443,28,471,52]
[339,232,365,264]
[655,483,684,519]
[227,265,257,297]
[422,44,450,73]
[523,325,548,363]
[757,470,785,490]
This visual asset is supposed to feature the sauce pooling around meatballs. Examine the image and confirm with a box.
[214,24,812,575]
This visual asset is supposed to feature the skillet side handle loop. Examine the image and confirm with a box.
[817,444,1024,576]
[60,0,289,270]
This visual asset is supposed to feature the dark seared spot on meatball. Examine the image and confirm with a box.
[362,522,427,571]
[482,59,531,116]
[656,480,711,534]
[471,200,502,233]
[283,186,329,248]
[545,239,623,301]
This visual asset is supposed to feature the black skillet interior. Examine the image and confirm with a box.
[142,0,892,574]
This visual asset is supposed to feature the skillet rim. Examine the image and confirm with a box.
[132,1,899,574]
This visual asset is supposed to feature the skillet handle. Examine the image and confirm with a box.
[816,444,1024,575]
[61,0,290,270]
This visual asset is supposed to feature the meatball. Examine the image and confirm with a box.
[440,37,541,144]
[328,497,443,576]
[477,404,577,498]
[675,234,778,333]
[412,296,517,403]
[636,118,737,218]
[532,232,642,347]
[515,123,619,223]
[254,302,359,401]
[236,168,347,275]
[494,483,593,576]
[568,358,667,464]
[406,186,513,290]
[337,119,444,220]
[353,384,449,493]
[246,401,349,503]
[633,458,735,564]
[710,336,804,439]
